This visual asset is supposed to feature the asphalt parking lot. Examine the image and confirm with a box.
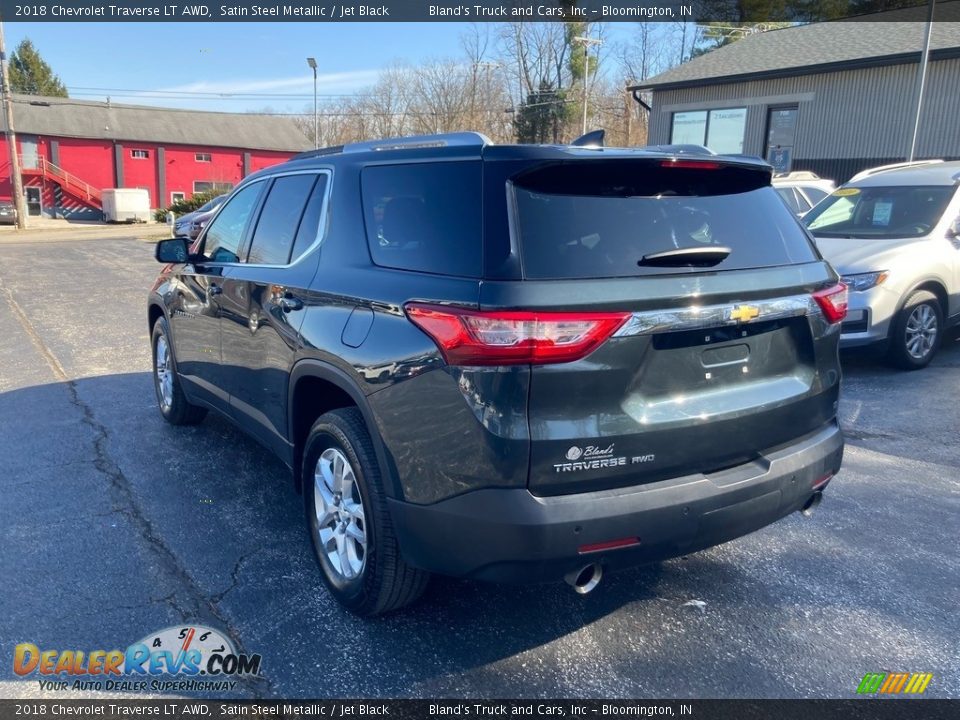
[1,234,957,700]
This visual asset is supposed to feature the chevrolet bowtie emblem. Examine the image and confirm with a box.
[730,305,761,323]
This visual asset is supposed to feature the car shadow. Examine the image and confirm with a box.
[4,363,955,698]
[838,326,960,468]
[0,371,808,698]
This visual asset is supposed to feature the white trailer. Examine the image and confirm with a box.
[101,188,151,223]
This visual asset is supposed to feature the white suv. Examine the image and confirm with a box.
[773,172,836,217]
[803,161,960,369]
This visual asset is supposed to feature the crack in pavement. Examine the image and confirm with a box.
[1,280,274,697]
[211,550,266,605]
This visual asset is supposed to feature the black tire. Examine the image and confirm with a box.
[887,290,942,370]
[151,317,207,425]
[303,407,429,616]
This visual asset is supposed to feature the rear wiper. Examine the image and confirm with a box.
[638,246,731,268]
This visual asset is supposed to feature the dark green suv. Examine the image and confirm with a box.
[149,133,846,616]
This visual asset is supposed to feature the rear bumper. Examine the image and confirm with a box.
[389,421,843,583]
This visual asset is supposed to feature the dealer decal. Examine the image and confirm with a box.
[554,444,655,473]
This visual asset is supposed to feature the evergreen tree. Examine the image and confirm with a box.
[9,39,68,97]
[515,82,569,145]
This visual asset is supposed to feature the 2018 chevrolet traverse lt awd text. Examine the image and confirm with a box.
[148,133,846,616]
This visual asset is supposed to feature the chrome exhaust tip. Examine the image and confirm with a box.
[801,491,823,518]
[564,563,603,594]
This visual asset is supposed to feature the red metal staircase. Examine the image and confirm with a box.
[20,156,103,209]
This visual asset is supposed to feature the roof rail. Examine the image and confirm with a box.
[289,132,491,162]
[344,131,492,153]
[850,159,944,182]
[643,144,716,156]
[291,145,346,161]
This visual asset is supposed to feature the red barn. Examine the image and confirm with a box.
[0,94,311,220]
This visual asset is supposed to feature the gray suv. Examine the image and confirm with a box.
[149,133,845,616]
[804,160,960,369]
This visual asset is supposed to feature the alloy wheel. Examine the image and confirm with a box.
[314,447,368,580]
[905,304,938,360]
[155,335,174,409]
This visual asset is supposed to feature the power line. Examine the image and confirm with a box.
[66,85,370,99]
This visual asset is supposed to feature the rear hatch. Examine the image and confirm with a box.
[482,156,844,496]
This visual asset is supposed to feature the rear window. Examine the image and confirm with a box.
[776,187,804,215]
[803,186,830,204]
[362,161,481,277]
[513,161,818,280]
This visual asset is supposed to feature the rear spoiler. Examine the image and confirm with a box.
[512,156,773,196]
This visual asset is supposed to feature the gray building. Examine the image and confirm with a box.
[631,20,960,182]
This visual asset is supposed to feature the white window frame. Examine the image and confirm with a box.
[170,192,186,204]
[195,153,212,163]
[130,149,150,160]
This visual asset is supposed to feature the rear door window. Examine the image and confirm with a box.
[513,161,818,280]
[289,175,330,261]
[361,161,481,277]
[246,174,319,265]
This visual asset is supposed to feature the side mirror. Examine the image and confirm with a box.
[948,218,960,239]
[155,237,190,263]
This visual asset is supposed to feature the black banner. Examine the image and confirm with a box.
[0,700,958,720]
[0,0,957,23]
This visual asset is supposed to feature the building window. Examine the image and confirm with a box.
[194,181,234,194]
[195,153,212,162]
[171,192,185,204]
[671,111,708,145]
[670,108,747,155]
[706,108,747,154]
[130,149,150,159]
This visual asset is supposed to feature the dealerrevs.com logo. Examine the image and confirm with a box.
[13,625,261,693]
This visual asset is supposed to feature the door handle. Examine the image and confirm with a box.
[279,295,304,313]
[208,284,222,296]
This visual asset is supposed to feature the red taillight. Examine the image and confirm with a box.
[812,283,848,324]
[405,303,629,366]
[659,159,721,170]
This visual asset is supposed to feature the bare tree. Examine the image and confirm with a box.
[618,23,666,84]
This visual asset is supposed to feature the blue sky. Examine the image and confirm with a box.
[6,22,637,114]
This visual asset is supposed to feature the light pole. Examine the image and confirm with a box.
[306,57,318,149]
[572,35,603,135]
[908,0,936,161]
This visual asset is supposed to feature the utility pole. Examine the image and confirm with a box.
[908,0,936,162]
[474,62,501,134]
[573,34,603,136]
[306,57,318,149]
[0,19,27,229]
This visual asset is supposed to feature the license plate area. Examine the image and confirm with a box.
[642,318,810,397]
